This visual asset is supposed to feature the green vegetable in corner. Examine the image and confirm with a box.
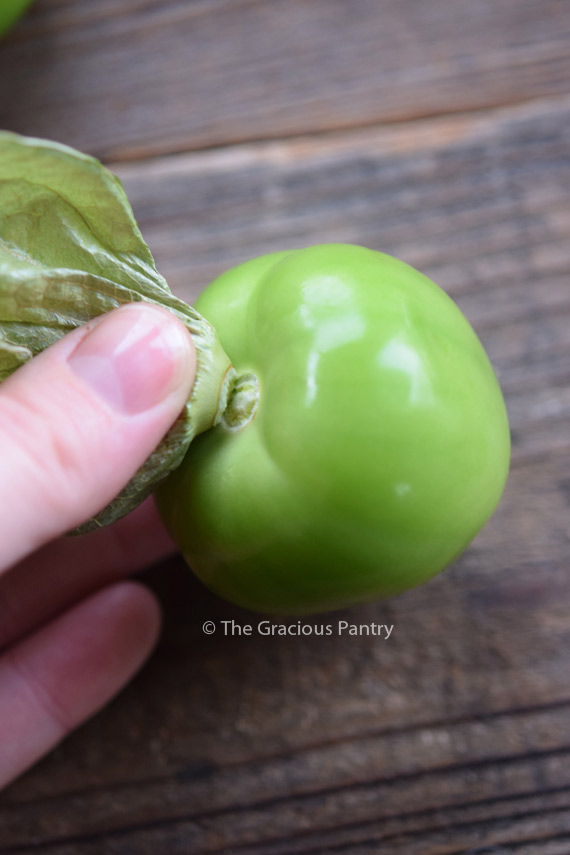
[0,133,510,613]
[0,0,33,36]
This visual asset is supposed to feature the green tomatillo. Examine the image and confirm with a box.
[156,245,510,614]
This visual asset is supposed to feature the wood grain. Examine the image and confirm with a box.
[0,0,569,160]
[1,86,569,853]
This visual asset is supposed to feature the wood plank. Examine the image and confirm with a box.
[1,98,569,853]
[0,0,569,159]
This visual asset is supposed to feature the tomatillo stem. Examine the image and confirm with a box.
[219,371,260,431]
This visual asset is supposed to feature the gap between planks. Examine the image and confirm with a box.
[108,93,570,173]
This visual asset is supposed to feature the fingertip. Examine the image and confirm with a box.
[67,303,196,416]
[104,580,163,666]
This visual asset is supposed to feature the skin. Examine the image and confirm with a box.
[158,245,511,614]
[0,303,195,788]
[0,0,33,35]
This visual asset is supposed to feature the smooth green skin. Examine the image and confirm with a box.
[158,245,510,614]
[0,0,33,35]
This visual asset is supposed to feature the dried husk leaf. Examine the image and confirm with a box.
[0,132,233,532]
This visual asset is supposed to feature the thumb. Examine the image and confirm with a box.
[0,303,196,573]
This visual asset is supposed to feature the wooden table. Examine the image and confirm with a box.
[1,1,570,852]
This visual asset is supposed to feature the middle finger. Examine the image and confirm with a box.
[0,498,174,651]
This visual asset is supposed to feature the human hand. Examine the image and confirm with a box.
[0,303,196,787]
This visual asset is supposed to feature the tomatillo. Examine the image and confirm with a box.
[0,0,33,35]
[157,245,510,614]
